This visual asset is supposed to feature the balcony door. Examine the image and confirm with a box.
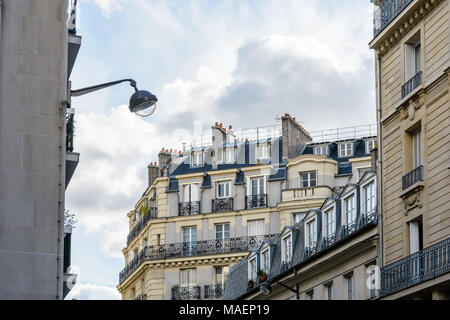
[250,177,265,196]
[183,184,199,202]
[412,128,422,169]
[182,226,197,256]
[247,219,265,248]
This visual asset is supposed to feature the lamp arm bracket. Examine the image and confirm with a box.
[275,281,298,294]
[71,78,137,97]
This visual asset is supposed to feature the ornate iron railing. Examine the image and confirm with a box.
[212,198,234,213]
[179,201,201,216]
[204,284,224,299]
[373,0,414,37]
[171,286,201,300]
[401,71,422,98]
[402,165,423,190]
[134,294,147,300]
[119,234,278,284]
[66,112,75,152]
[380,237,450,297]
[245,194,268,209]
[127,208,158,245]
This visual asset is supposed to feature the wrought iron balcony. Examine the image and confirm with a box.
[127,207,158,245]
[204,284,224,299]
[245,194,268,209]
[179,201,201,216]
[212,198,234,213]
[402,165,423,190]
[119,234,278,284]
[380,237,450,297]
[373,0,414,37]
[171,286,201,300]
[66,112,75,152]
[401,71,422,98]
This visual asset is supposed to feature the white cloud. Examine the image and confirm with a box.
[66,282,121,300]
[84,0,125,18]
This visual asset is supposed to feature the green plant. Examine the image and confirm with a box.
[248,279,254,287]
[139,202,149,217]
[257,269,265,277]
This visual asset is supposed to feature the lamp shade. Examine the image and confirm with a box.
[129,90,158,115]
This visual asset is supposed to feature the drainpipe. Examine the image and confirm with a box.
[375,52,384,269]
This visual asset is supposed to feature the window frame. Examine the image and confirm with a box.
[293,212,306,225]
[180,268,196,287]
[314,145,328,156]
[324,282,333,300]
[256,143,270,160]
[190,151,204,167]
[366,139,376,154]
[345,272,354,300]
[361,179,376,215]
[281,232,293,263]
[216,180,231,199]
[300,171,317,188]
[305,217,317,249]
[260,247,271,274]
[224,147,236,164]
[248,176,266,196]
[343,192,357,226]
[248,256,257,281]
[215,223,230,240]
[338,142,353,157]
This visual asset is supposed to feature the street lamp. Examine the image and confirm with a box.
[71,79,158,117]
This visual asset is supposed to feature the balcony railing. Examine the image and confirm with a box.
[401,71,422,98]
[380,237,450,297]
[245,194,268,209]
[204,284,224,299]
[179,201,201,216]
[402,165,423,190]
[127,208,158,245]
[119,234,278,284]
[212,198,234,213]
[171,286,201,300]
[66,112,75,152]
[373,0,414,37]
[134,294,147,300]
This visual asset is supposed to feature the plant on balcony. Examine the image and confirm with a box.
[257,269,267,282]
[248,280,254,288]
[139,202,149,217]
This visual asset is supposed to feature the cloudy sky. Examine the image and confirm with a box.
[65,0,376,299]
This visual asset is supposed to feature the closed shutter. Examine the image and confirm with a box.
[248,219,264,237]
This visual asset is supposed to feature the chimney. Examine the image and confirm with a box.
[158,148,172,177]
[147,162,159,187]
[211,122,227,167]
[281,113,312,159]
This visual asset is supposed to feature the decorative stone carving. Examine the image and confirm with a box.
[401,187,423,215]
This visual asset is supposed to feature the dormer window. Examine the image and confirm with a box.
[256,143,270,160]
[260,248,270,274]
[314,145,328,156]
[190,151,203,167]
[248,256,257,281]
[305,218,317,249]
[281,233,293,263]
[324,207,336,239]
[224,147,235,164]
[339,142,353,157]
[366,139,376,154]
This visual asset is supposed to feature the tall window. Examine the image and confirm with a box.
[190,152,203,167]
[293,213,305,224]
[306,219,317,248]
[250,177,265,196]
[215,266,224,286]
[215,223,230,240]
[256,143,270,160]
[248,257,257,281]
[405,40,421,80]
[325,282,333,300]
[412,128,422,168]
[216,181,231,198]
[325,208,336,237]
[183,226,197,244]
[344,195,357,225]
[363,182,376,214]
[366,139,376,154]
[300,171,317,188]
[281,233,292,263]
[183,184,199,202]
[314,145,328,155]
[260,248,270,274]
[346,273,354,300]
[247,219,265,237]
[339,142,353,157]
[180,268,196,287]
[224,148,235,164]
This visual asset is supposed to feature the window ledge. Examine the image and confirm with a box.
[399,181,424,199]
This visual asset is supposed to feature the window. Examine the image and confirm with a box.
[216,181,231,198]
[260,248,270,274]
[249,177,265,196]
[300,171,317,188]
[281,233,293,263]
[314,145,328,155]
[190,152,203,167]
[215,223,230,240]
[247,219,264,237]
[256,143,270,160]
[224,148,235,164]
[409,217,423,254]
[215,266,224,285]
[366,263,378,299]
[405,40,421,80]
[293,213,305,224]
[412,128,422,168]
[306,219,317,248]
[183,183,199,202]
[156,234,161,246]
[325,208,336,237]
[345,273,354,300]
[366,139,376,154]
[306,289,314,300]
[130,287,136,300]
[180,268,196,287]
[183,226,197,244]
[363,182,376,214]
[248,257,257,281]
[344,195,357,225]
[339,142,353,157]
[325,282,333,300]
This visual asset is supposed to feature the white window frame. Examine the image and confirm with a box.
[300,171,317,188]
[248,256,257,281]
[216,181,231,198]
[412,128,422,168]
[260,247,270,274]
[343,192,357,226]
[247,176,266,196]
[190,151,203,167]
[324,207,336,237]
[338,142,353,157]
[281,233,293,263]
[345,273,354,300]
[215,223,230,240]
[180,268,196,287]
[405,40,421,80]
[256,143,270,160]
[362,179,376,215]
[314,145,328,155]
[182,226,197,243]
[305,217,317,249]
[182,183,200,202]
[224,147,235,164]
[366,139,376,154]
